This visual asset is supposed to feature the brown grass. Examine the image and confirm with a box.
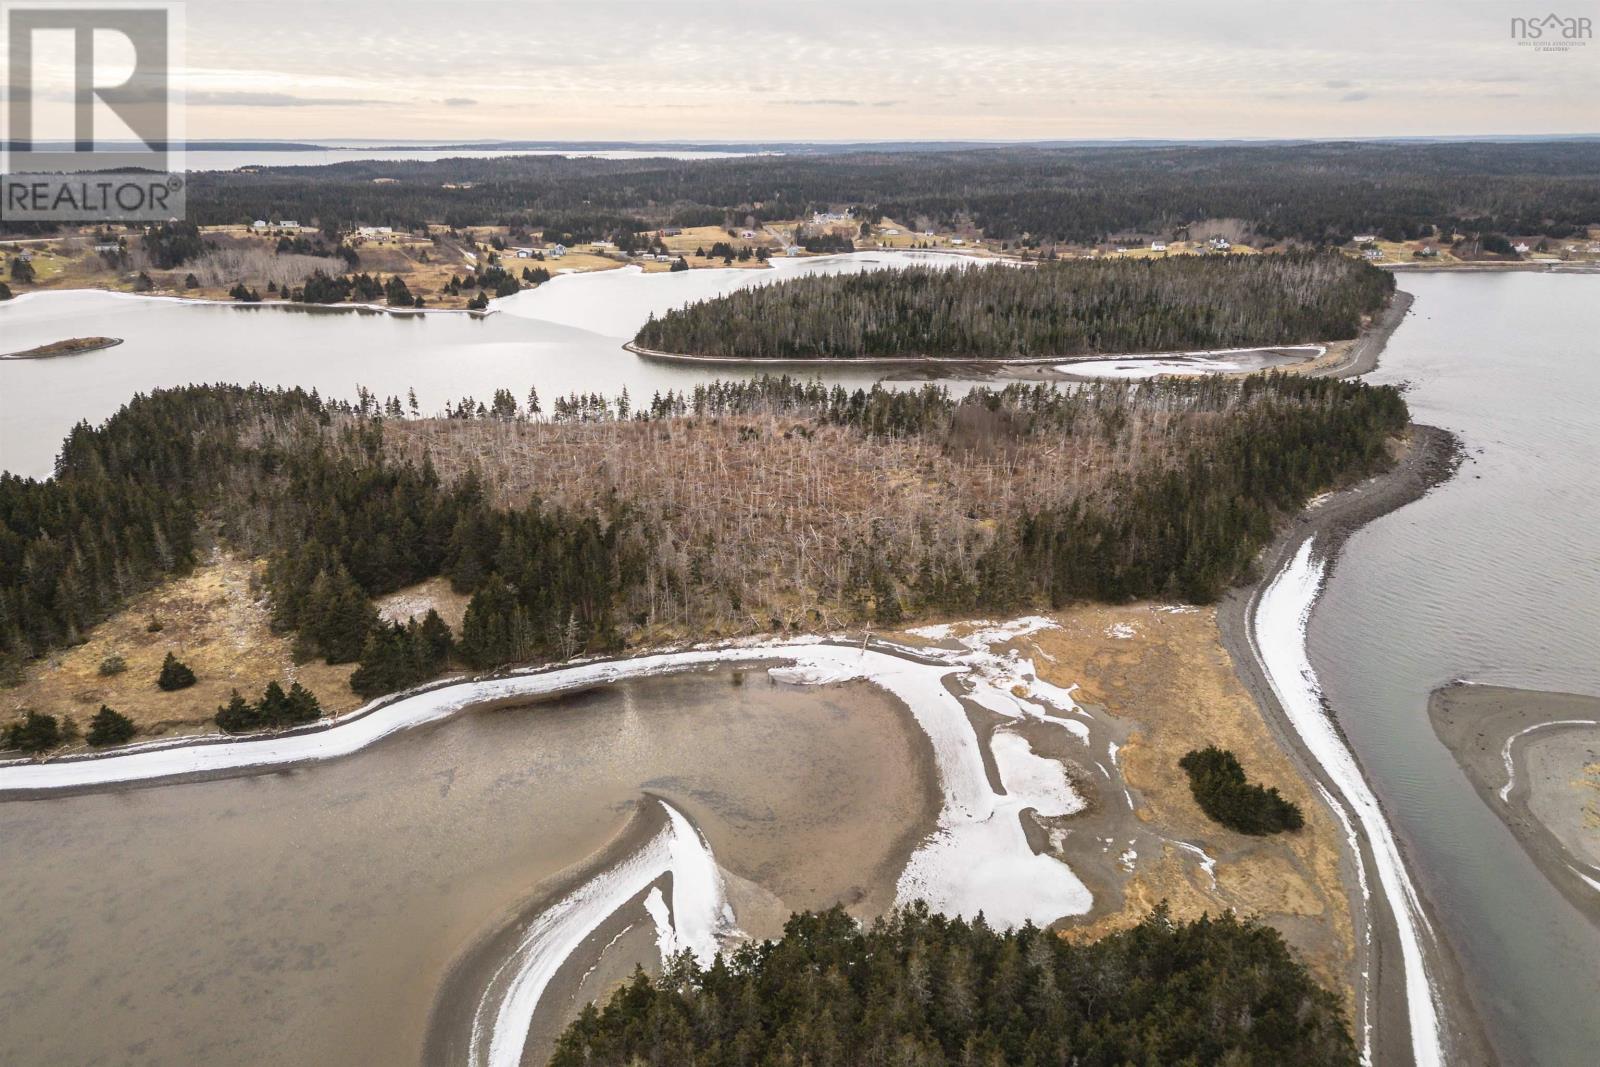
[3,553,358,745]
[1021,603,1355,1002]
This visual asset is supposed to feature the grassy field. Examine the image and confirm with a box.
[2,554,360,742]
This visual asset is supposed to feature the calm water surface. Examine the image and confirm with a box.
[1308,272,1600,1065]
[0,252,982,479]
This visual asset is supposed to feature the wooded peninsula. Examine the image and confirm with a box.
[636,252,1393,360]
[0,370,1405,721]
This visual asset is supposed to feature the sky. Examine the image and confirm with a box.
[10,0,1600,142]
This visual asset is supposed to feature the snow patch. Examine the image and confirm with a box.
[1254,539,1442,1067]
[1497,719,1600,802]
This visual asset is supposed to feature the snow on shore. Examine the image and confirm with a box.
[2,637,1098,929]
[468,798,733,1067]
[1254,539,1443,1067]
[3,632,1100,1046]
[0,643,931,795]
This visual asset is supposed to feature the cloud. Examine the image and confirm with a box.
[1339,91,1370,102]
[774,98,901,108]
[1324,79,1354,89]
[442,97,477,108]
[188,90,393,108]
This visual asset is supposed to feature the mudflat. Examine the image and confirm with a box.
[0,670,938,1067]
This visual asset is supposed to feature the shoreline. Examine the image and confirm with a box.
[0,286,497,318]
[1383,261,1600,275]
[626,337,1329,371]
[1216,423,1495,1067]
[1427,683,1600,929]
[1326,289,1413,378]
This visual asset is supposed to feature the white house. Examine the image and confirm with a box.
[653,253,673,262]
[251,219,269,231]
[1362,249,1383,260]
[949,237,965,246]
[1151,241,1168,252]
[356,225,393,238]
[1513,242,1531,254]
[740,230,756,239]
[93,241,120,253]
[278,220,301,231]
[547,244,567,258]
[1353,234,1376,244]
[513,247,536,258]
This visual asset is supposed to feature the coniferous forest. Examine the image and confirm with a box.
[550,903,1357,1066]
[636,252,1393,360]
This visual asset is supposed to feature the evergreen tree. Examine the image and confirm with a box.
[301,566,375,664]
[216,690,257,733]
[284,681,322,725]
[459,574,517,668]
[157,652,196,691]
[2,710,61,752]
[86,704,136,746]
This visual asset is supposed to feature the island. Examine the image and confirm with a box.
[0,336,122,360]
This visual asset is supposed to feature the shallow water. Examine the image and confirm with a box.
[1306,272,1600,1065]
[0,671,934,1066]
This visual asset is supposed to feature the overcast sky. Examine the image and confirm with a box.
[20,0,1600,141]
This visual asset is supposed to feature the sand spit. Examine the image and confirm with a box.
[1428,684,1600,928]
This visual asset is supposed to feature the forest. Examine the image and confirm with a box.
[635,252,1393,360]
[150,140,1600,245]
[549,902,1356,1066]
[0,373,1406,711]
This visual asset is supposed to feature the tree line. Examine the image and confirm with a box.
[637,251,1394,360]
[157,140,1600,246]
[551,902,1356,1066]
